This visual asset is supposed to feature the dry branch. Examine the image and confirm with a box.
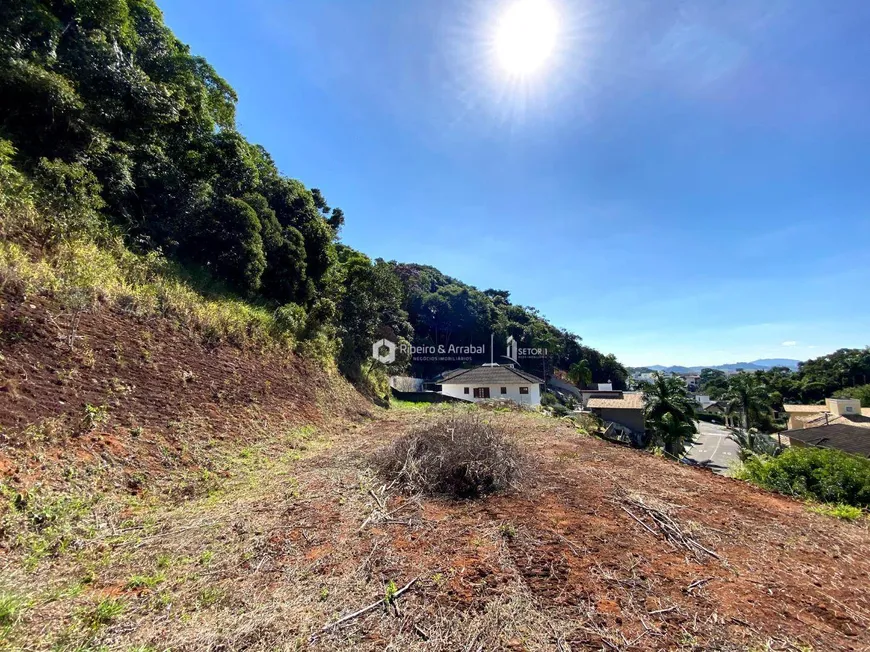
[315,577,419,637]
[619,495,720,561]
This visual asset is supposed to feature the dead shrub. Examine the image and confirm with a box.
[377,413,524,498]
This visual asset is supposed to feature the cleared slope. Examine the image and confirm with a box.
[1,299,869,651]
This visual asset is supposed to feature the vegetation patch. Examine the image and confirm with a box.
[737,447,870,508]
[808,503,864,521]
[377,413,524,498]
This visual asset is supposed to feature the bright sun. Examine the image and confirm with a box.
[494,0,559,76]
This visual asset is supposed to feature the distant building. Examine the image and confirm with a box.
[434,365,544,406]
[783,399,870,431]
[587,392,646,435]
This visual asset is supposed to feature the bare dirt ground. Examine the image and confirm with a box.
[2,299,870,651]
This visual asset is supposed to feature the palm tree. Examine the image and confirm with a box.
[722,373,772,433]
[568,360,592,388]
[641,372,697,425]
[728,428,780,461]
[652,412,698,459]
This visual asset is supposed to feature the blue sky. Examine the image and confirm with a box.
[159,0,870,367]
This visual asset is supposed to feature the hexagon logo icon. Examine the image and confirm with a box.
[372,338,396,364]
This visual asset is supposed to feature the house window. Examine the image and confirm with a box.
[473,387,490,399]
[464,387,469,395]
[500,387,507,395]
[519,387,529,395]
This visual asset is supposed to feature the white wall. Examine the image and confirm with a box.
[440,382,541,406]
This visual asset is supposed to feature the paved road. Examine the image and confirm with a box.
[684,420,741,475]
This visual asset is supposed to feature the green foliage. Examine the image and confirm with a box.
[32,158,106,243]
[729,428,782,461]
[273,303,307,337]
[722,373,773,432]
[0,592,29,632]
[395,263,628,384]
[640,373,697,453]
[79,597,125,629]
[739,447,870,508]
[834,384,870,408]
[197,196,266,295]
[0,483,98,568]
[808,503,864,521]
[641,373,696,424]
[650,412,698,459]
[125,573,165,590]
[568,360,592,388]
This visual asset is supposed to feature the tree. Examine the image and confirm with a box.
[722,373,772,433]
[834,384,870,408]
[197,196,266,294]
[728,428,780,462]
[642,373,697,426]
[651,412,698,459]
[327,207,344,234]
[699,368,728,398]
[568,360,592,388]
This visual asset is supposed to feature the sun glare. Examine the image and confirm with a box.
[494,0,559,77]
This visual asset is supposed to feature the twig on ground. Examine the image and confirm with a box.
[314,577,419,637]
[618,495,720,561]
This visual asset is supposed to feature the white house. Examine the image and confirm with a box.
[435,365,544,406]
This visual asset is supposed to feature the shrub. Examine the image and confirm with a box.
[377,413,524,498]
[274,302,306,336]
[808,503,864,521]
[739,447,870,508]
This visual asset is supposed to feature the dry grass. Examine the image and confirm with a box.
[376,412,524,498]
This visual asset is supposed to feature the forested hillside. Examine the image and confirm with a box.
[0,0,625,392]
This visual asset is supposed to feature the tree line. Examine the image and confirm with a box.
[700,348,870,410]
[0,0,627,390]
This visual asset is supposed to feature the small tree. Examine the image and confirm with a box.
[650,412,698,459]
[729,428,781,462]
[568,360,592,388]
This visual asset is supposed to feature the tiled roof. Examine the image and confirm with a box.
[588,394,645,410]
[438,365,543,386]
[783,404,827,413]
[802,414,870,430]
[786,424,870,457]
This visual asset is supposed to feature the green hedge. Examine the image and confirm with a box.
[739,447,870,508]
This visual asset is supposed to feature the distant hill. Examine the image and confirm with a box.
[750,359,803,370]
[639,359,801,374]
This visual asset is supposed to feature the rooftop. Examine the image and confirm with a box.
[437,365,543,386]
[587,394,645,410]
[785,423,870,457]
[802,413,870,430]
[783,404,827,413]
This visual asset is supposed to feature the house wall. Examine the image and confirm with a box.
[826,398,862,417]
[440,382,542,406]
[594,408,645,433]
